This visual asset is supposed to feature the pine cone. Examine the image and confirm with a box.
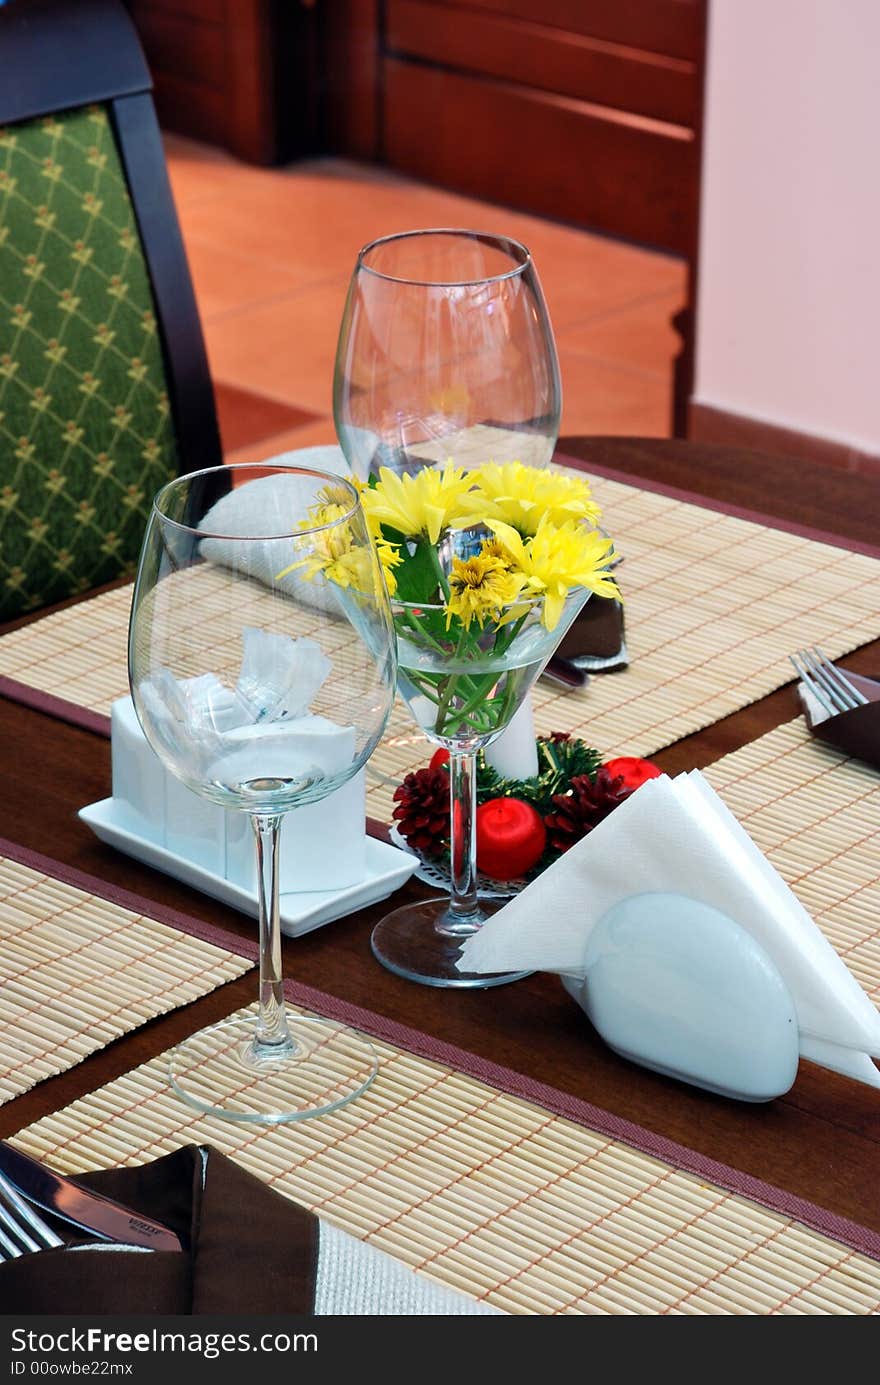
[392,767,450,857]
[544,768,631,853]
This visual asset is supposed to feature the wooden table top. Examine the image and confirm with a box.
[1,436,878,1237]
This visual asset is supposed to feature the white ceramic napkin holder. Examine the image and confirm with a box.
[458,770,880,1102]
[111,695,367,894]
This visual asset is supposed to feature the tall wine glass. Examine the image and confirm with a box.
[370,534,592,990]
[129,465,397,1123]
[333,228,561,480]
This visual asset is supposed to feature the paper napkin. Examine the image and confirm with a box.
[458,771,880,1089]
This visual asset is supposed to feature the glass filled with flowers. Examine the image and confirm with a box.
[290,458,617,988]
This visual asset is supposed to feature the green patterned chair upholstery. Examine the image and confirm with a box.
[0,0,221,622]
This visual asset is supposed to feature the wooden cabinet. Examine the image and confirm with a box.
[325,0,705,257]
[127,0,704,258]
[124,0,320,164]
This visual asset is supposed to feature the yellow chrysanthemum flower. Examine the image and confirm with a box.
[277,501,353,581]
[488,515,618,630]
[351,479,402,594]
[322,546,372,592]
[470,461,601,535]
[373,536,401,595]
[361,463,482,543]
[275,490,396,596]
[445,552,525,630]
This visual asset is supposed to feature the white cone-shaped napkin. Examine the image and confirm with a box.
[458,771,880,1083]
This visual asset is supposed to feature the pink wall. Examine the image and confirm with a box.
[694,0,880,453]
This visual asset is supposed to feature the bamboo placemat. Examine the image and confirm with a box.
[11,715,880,1314]
[703,718,880,1007]
[366,469,880,819]
[14,992,880,1315]
[0,840,253,1105]
[1,468,879,826]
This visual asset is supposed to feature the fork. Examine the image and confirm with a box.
[789,646,869,717]
[0,1168,64,1261]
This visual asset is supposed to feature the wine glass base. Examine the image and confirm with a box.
[167,1011,377,1125]
[371,897,531,989]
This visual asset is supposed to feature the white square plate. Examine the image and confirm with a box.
[78,797,418,938]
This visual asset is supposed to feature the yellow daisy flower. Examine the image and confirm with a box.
[373,536,401,595]
[361,463,481,542]
[279,487,402,596]
[445,552,525,629]
[277,501,353,581]
[470,461,601,535]
[488,515,618,630]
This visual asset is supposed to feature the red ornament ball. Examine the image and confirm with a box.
[429,747,450,772]
[476,797,547,880]
[603,756,662,792]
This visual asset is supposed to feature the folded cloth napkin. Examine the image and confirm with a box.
[458,771,880,1097]
[198,446,350,615]
[0,1145,502,1316]
[799,670,880,770]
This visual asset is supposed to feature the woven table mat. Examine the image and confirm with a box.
[703,718,880,1007]
[11,716,880,1314]
[14,991,880,1315]
[0,840,254,1105]
[1,469,879,825]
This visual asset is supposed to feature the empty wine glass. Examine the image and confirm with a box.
[129,465,397,1123]
[333,228,561,480]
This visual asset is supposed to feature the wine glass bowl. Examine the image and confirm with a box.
[129,464,397,1122]
[334,228,561,480]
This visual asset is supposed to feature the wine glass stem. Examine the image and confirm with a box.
[439,749,482,936]
[252,813,295,1053]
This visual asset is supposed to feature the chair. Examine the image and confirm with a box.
[0,0,222,621]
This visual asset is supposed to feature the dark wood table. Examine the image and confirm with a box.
[1,438,878,1239]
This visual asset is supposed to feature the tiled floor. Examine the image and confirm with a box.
[164,136,688,463]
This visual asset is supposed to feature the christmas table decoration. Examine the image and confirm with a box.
[391,735,662,890]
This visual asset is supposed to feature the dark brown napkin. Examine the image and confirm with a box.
[0,1145,318,1315]
[807,671,880,770]
[555,594,627,669]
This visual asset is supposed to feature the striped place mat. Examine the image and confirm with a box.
[704,718,880,1008]
[14,992,880,1315]
[0,841,253,1105]
[10,716,880,1314]
[1,469,879,826]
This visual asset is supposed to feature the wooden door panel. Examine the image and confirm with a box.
[387,0,698,126]
[428,0,704,60]
[383,58,696,255]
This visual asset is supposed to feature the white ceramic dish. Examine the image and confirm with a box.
[79,797,419,938]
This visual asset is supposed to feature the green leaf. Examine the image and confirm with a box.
[476,736,603,815]
[391,535,444,604]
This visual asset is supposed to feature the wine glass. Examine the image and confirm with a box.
[129,464,397,1123]
[335,227,564,786]
[333,228,561,481]
[370,532,593,990]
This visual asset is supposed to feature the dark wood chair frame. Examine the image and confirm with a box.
[0,0,222,475]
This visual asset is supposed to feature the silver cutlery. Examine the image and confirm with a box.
[0,1141,183,1253]
[0,1168,64,1261]
[789,646,869,716]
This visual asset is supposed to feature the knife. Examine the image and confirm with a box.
[0,1142,184,1252]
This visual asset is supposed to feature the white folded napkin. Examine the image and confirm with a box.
[458,771,880,1089]
[198,445,351,614]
